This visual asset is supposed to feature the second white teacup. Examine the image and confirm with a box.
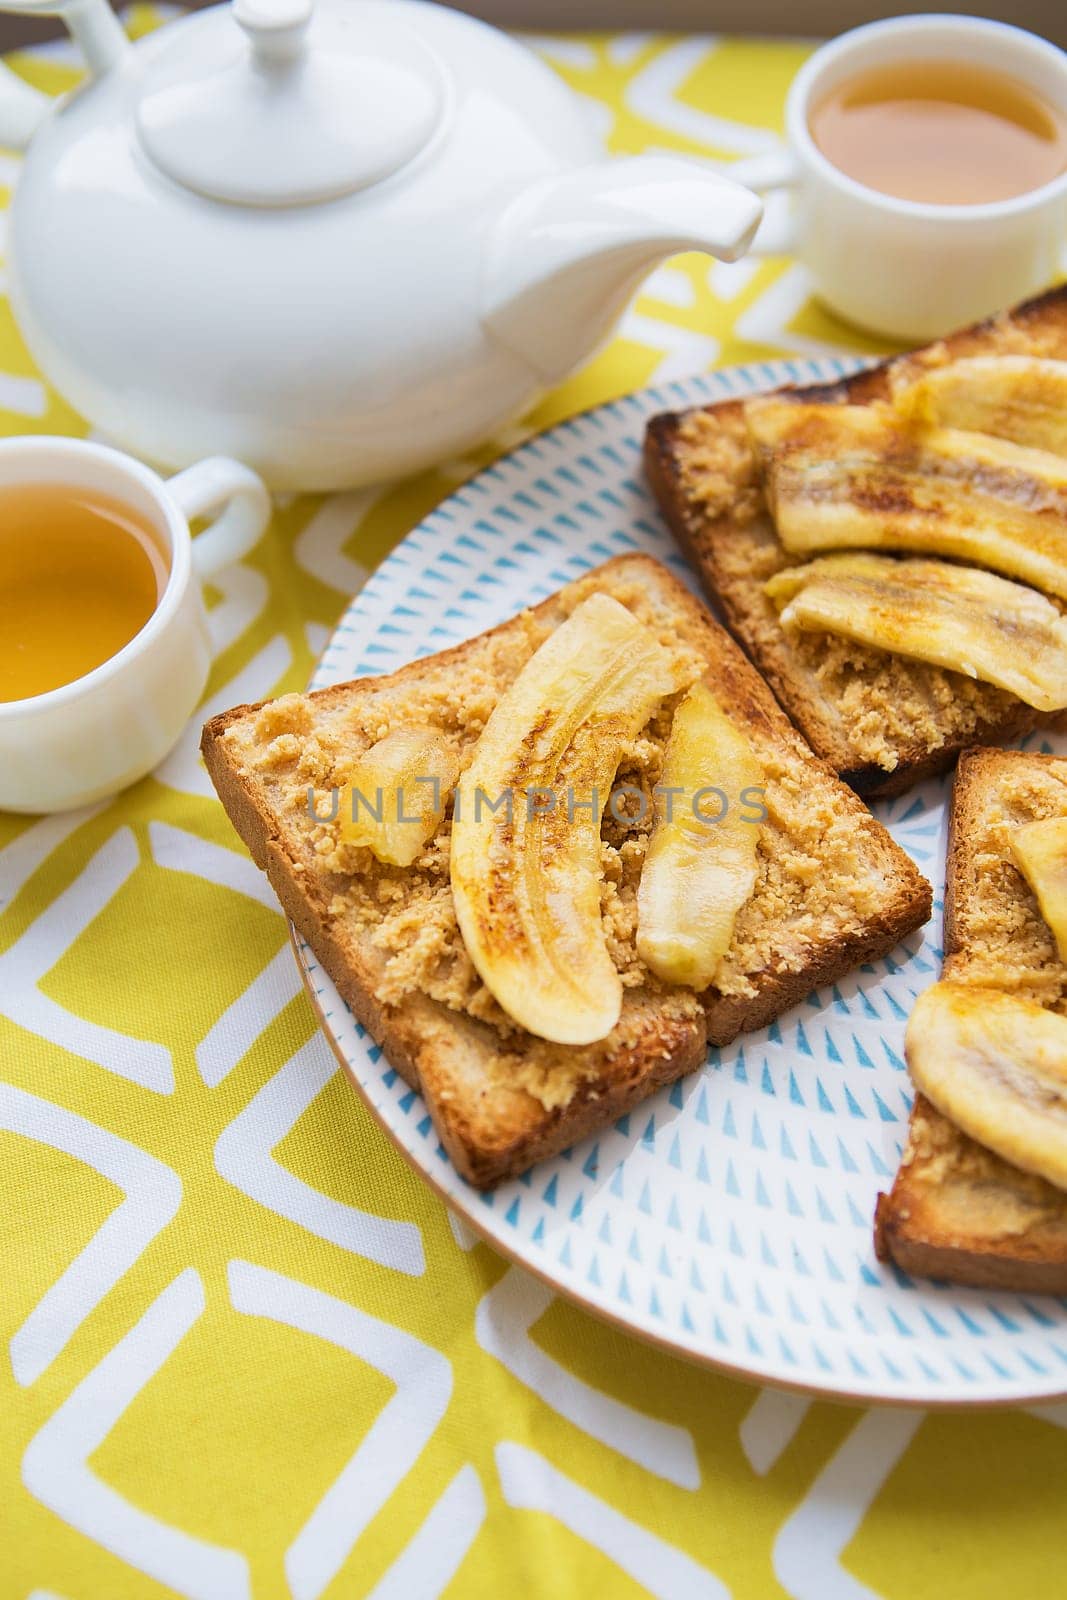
[731,14,1067,341]
[0,437,271,813]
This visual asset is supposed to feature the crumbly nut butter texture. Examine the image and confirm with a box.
[896,1095,1067,1246]
[945,757,1067,1010]
[220,569,901,1110]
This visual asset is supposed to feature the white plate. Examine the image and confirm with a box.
[297,357,1067,1406]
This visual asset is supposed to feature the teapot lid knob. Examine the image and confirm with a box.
[233,0,313,64]
[136,0,444,207]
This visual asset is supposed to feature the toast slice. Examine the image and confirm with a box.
[644,287,1067,797]
[875,747,1067,1291]
[202,553,931,1187]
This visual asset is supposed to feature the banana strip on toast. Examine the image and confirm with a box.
[765,553,1067,711]
[891,355,1067,457]
[878,750,1067,1288]
[906,982,1067,1194]
[1013,816,1067,964]
[637,680,763,991]
[450,593,680,1046]
[341,726,459,866]
[745,385,1067,599]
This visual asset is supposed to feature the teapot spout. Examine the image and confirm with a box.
[483,156,762,384]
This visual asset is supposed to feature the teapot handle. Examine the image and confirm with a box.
[0,0,129,148]
[0,63,50,150]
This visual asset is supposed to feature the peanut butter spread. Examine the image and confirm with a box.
[672,409,762,527]
[897,1097,1067,1241]
[221,570,892,1109]
[946,757,1067,1011]
[803,635,1011,774]
[674,406,1021,772]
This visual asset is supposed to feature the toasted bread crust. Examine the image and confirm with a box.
[874,1119,1067,1293]
[876,748,1067,1289]
[644,288,1067,796]
[203,553,930,1186]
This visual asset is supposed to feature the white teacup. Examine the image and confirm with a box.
[731,14,1067,341]
[0,437,270,813]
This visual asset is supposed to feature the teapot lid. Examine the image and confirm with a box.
[136,0,445,206]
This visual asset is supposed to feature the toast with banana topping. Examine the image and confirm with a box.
[202,553,930,1186]
[644,287,1067,796]
[876,747,1067,1291]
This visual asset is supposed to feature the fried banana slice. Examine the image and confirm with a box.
[891,356,1067,456]
[766,552,1067,711]
[906,981,1067,1193]
[451,593,680,1045]
[340,726,459,867]
[637,679,763,989]
[1012,816,1067,964]
[745,397,1067,599]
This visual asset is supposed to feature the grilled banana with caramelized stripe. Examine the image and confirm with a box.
[1012,816,1067,964]
[766,553,1067,712]
[906,982,1067,1194]
[891,355,1067,456]
[340,726,459,867]
[637,680,763,990]
[450,593,681,1046]
[745,397,1067,600]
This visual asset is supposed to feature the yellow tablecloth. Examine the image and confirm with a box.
[4,14,1067,1600]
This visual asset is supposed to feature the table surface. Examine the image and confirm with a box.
[4,14,1067,1600]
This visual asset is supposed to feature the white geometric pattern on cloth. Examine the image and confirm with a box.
[363,1465,486,1600]
[773,1411,925,1600]
[622,38,780,156]
[153,636,294,799]
[22,1271,253,1600]
[205,563,270,658]
[475,1267,699,1487]
[195,944,303,1088]
[0,830,175,1093]
[227,1261,452,1600]
[495,1442,730,1599]
[22,1262,456,1600]
[0,803,105,910]
[4,1084,182,1387]
[294,492,375,596]
[215,1037,426,1275]
[739,1388,811,1476]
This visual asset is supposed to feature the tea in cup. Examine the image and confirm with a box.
[730,15,1067,341]
[0,438,270,812]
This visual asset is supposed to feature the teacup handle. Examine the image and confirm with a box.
[168,457,272,579]
[728,150,799,257]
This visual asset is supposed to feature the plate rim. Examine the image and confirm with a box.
[293,355,1067,1410]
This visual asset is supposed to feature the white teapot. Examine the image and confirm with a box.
[1,0,762,489]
